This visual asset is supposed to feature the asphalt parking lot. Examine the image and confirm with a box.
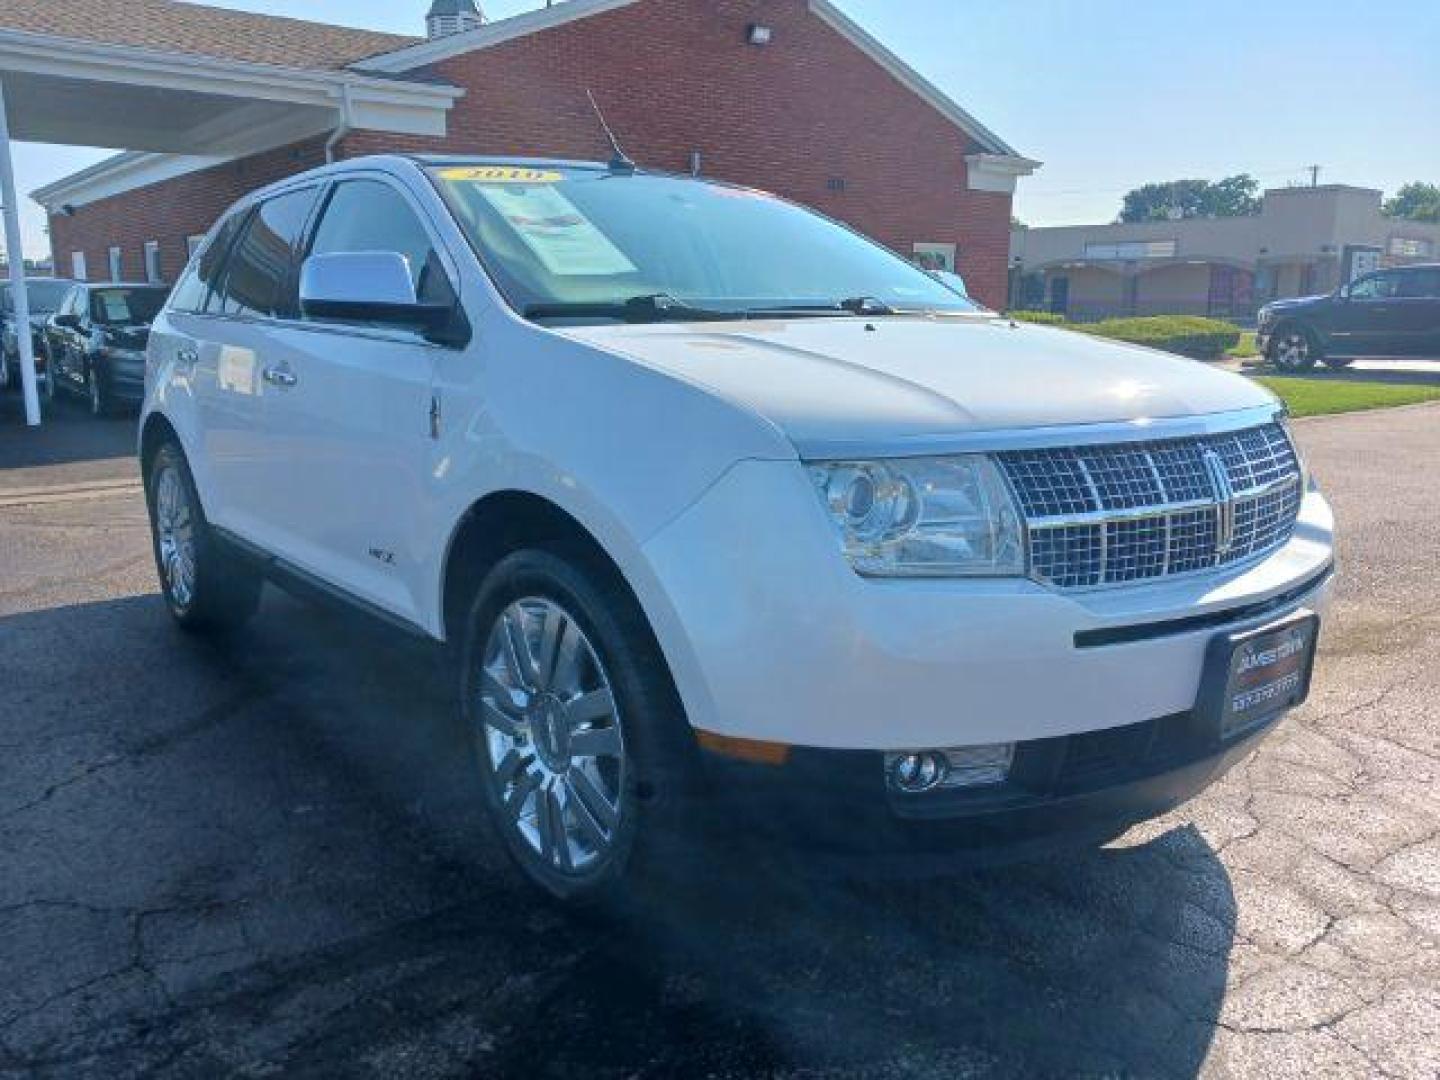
[1,397,1437,1078]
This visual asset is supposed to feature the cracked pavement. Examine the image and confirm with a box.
[0,400,1436,1078]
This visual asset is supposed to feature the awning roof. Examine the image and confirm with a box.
[1,0,416,71]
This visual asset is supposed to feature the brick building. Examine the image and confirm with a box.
[30,0,1037,310]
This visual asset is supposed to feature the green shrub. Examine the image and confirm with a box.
[1006,309,1068,325]
[1079,316,1242,360]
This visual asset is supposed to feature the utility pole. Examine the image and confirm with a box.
[1308,165,1321,188]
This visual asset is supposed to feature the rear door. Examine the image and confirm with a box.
[1394,267,1440,355]
[195,185,322,551]
[246,175,460,623]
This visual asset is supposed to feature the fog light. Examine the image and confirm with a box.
[886,751,948,793]
[886,743,1015,793]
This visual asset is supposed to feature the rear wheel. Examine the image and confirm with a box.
[146,441,262,633]
[1269,325,1320,372]
[461,548,694,903]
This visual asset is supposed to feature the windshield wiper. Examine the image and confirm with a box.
[741,296,900,318]
[524,293,741,324]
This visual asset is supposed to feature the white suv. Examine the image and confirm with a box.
[141,156,1334,899]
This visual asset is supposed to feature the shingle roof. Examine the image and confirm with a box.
[0,0,420,71]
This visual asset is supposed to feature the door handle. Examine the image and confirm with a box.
[262,365,297,388]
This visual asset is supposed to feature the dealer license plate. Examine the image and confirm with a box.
[1201,611,1319,739]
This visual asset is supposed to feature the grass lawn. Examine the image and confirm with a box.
[1228,331,1259,358]
[1253,375,1440,418]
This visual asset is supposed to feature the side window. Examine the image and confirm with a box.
[1396,268,1440,299]
[215,187,320,320]
[169,212,243,314]
[1348,273,1398,301]
[306,179,456,319]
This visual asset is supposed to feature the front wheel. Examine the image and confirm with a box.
[87,363,112,416]
[461,548,694,903]
[41,344,56,402]
[1269,325,1320,372]
[146,441,262,633]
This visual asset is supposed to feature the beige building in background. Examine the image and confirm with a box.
[1009,184,1440,322]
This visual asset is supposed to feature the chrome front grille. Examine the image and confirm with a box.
[998,423,1302,589]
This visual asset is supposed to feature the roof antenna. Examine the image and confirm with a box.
[586,88,636,174]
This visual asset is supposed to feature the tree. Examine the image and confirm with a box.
[1382,182,1440,223]
[1118,174,1261,223]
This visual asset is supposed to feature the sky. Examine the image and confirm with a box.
[8,0,1440,260]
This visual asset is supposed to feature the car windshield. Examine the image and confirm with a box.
[3,280,72,316]
[89,287,168,326]
[428,165,984,322]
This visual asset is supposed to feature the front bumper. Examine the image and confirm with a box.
[101,351,147,402]
[641,459,1334,751]
[702,706,1282,872]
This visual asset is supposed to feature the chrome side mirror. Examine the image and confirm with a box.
[299,252,466,346]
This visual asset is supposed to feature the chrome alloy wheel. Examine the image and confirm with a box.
[1274,330,1311,370]
[153,463,197,609]
[478,598,627,874]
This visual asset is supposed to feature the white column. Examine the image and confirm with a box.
[0,78,41,427]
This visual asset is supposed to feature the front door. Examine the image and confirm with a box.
[1331,270,1408,356]
[253,175,459,625]
[1049,275,1070,316]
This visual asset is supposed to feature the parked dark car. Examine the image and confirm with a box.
[1,277,76,394]
[43,283,170,414]
[1257,263,1440,371]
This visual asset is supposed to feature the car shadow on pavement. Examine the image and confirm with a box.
[0,392,139,477]
[0,590,1237,1078]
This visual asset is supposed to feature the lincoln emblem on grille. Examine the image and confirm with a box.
[1202,448,1237,557]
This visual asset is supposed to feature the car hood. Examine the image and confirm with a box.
[99,324,151,351]
[559,316,1277,455]
[1265,293,1329,311]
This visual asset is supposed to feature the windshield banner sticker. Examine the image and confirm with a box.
[439,166,565,184]
[473,184,638,277]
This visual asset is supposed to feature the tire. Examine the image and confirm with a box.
[41,343,56,402]
[1269,324,1320,372]
[1322,356,1355,370]
[145,440,263,633]
[460,547,695,904]
[87,362,112,417]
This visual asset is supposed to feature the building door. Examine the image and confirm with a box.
[1207,265,1255,319]
[1049,276,1069,316]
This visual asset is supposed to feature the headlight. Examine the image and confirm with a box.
[806,455,1025,577]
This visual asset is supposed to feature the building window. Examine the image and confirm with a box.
[1389,236,1434,259]
[912,242,957,273]
[71,251,87,280]
[108,246,123,281]
[144,241,163,284]
[1083,239,1178,261]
